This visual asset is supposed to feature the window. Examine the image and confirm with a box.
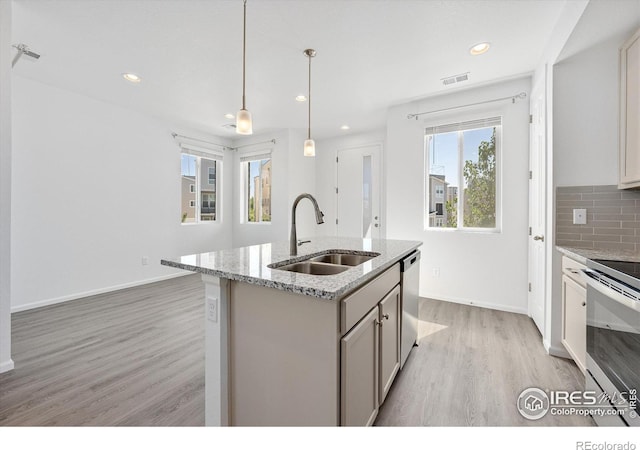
[181,153,221,223]
[425,116,500,230]
[241,153,272,223]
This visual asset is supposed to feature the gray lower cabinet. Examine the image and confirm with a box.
[227,262,403,426]
[341,307,379,427]
[341,284,401,426]
[379,285,401,404]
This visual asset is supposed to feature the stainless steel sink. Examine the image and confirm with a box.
[309,253,378,266]
[275,261,349,275]
[268,250,380,275]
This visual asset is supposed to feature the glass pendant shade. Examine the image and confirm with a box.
[304,139,315,157]
[236,109,253,135]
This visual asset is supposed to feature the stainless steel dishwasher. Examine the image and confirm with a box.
[400,250,420,369]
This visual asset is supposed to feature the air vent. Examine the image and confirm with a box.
[441,72,470,86]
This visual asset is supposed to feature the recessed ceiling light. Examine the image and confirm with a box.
[469,42,490,56]
[122,73,141,83]
[341,125,350,130]
[295,95,307,102]
[224,113,235,119]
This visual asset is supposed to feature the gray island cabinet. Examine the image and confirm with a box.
[162,237,421,426]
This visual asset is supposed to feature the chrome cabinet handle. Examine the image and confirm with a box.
[582,302,586,307]
[383,314,389,320]
[375,319,383,327]
[533,235,544,242]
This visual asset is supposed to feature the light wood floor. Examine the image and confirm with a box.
[0,276,592,426]
[0,274,205,426]
[376,298,593,426]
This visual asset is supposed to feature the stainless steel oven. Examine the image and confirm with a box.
[584,259,640,426]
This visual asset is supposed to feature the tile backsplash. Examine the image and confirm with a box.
[556,185,640,251]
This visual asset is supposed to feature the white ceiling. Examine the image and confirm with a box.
[12,0,570,140]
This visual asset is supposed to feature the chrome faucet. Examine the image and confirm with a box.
[290,193,325,256]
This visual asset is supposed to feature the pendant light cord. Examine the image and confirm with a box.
[242,0,247,110]
[307,52,311,140]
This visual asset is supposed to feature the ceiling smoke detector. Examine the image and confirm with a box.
[441,72,470,86]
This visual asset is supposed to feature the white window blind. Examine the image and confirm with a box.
[425,116,501,135]
[179,143,224,161]
[239,149,272,162]
[173,134,225,161]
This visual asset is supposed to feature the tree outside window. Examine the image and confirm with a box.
[425,118,500,230]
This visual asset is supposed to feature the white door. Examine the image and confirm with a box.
[337,144,381,239]
[528,75,547,335]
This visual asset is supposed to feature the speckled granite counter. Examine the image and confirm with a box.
[161,237,422,300]
[557,246,640,264]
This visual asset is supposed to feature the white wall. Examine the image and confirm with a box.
[11,76,234,311]
[554,35,624,187]
[315,129,387,237]
[386,78,531,314]
[0,0,14,373]
[231,129,317,248]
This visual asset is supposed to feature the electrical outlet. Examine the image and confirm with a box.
[141,256,149,266]
[432,268,440,277]
[207,296,218,323]
[573,209,587,225]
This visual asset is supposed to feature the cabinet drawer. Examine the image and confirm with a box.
[341,264,400,335]
[562,255,587,287]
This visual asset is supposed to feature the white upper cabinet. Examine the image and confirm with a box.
[619,28,640,188]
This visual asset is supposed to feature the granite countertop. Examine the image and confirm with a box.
[557,246,640,264]
[161,237,422,300]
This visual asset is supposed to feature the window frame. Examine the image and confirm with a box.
[423,113,502,233]
[180,153,222,225]
[239,149,272,225]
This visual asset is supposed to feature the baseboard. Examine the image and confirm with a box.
[423,292,528,315]
[11,271,191,313]
[547,343,572,360]
[0,359,14,373]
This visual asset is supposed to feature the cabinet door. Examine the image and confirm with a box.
[619,29,640,187]
[562,274,587,373]
[341,307,379,426]
[379,285,400,404]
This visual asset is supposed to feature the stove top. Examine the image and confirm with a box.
[590,259,640,290]
[593,259,640,279]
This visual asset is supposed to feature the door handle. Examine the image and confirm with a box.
[533,235,544,242]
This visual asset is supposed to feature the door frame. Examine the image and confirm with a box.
[334,142,384,238]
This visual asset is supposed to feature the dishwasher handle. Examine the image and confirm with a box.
[401,250,421,272]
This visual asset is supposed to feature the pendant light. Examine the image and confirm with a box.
[303,49,316,157]
[236,0,252,135]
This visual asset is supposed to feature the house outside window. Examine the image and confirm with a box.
[425,116,501,230]
[241,154,272,223]
[181,153,221,223]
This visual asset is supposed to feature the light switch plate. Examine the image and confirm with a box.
[573,208,587,225]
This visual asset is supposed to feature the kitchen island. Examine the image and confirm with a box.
[161,237,421,426]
